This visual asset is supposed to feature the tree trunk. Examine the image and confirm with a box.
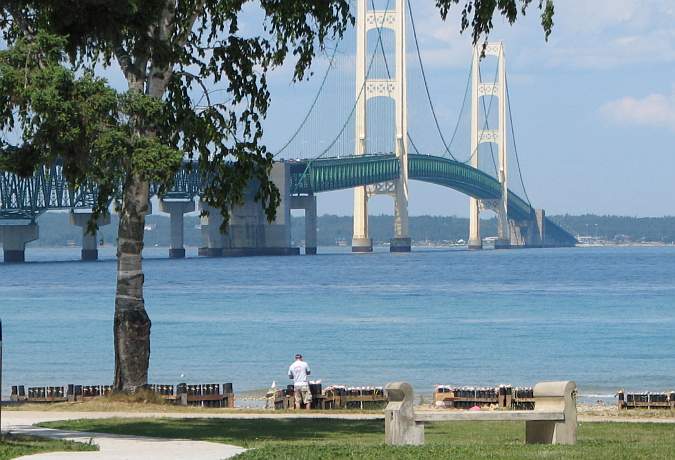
[113,174,151,392]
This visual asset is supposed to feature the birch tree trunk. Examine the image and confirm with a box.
[112,1,176,392]
[113,173,151,391]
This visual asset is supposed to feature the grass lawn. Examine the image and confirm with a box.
[40,417,675,459]
[0,434,97,460]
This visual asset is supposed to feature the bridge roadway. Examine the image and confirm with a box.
[0,153,576,261]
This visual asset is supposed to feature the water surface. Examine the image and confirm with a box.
[1,246,674,400]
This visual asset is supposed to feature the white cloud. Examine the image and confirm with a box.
[406,0,675,70]
[600,87,675,131]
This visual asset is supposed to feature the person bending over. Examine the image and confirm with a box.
[288,353,312,410]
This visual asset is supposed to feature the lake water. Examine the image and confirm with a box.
[1,246,674,401]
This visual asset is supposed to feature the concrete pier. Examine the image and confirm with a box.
[0,221,38,263]
[160,198,195,258]
[352,237,373,253]
[198,163,299,257]
[390,237,412,253]
[69,211,111,261]
[290,194,318,255]
[199,201,226,257]
[494,238,511,250]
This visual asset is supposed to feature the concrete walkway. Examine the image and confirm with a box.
[2,412,248,460]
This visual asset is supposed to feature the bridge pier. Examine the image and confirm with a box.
[69,211,111,261]
[199,201,226,257]
[160,198,195,258]
[290,195,318,255]
[509,220,527,247]
[468,198,483,250]
[0,221,38,263]
[527,209,546,247]
[198,163,299,257]
[390,237,412,252]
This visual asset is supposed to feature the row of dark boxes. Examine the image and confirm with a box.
[266,384,387,410]
[618,391,675,410]
[434,385,535,410]
[11,383,235,408]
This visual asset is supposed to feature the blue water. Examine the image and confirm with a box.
[1,246,674,400]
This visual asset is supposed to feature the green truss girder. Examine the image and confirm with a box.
[0,154,576,244]
[289,154,533,221]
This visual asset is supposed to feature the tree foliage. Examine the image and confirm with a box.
[435,0,555,43]
[0,1,353,226]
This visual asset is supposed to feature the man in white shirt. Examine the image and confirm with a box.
[288,353,312,410]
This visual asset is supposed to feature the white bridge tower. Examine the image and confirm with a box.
[468,42,511,250]
[352,0,411,253]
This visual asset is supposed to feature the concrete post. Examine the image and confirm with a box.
[0,221,38,263]
[69,211,111,261]
[305,195,317,255]
[526,381,577,445]
[159,198,195,258]
[291,195,318,255]
[536,208,546,247]
[384,382,424,446]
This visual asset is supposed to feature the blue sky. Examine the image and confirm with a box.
[81,1,675,217]
[259,0,675,217]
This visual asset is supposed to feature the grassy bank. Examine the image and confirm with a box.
[0,434,96,460]
[41,417,675,459]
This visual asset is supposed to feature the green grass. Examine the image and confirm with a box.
[40,418,675,459]
[0,434,97,460]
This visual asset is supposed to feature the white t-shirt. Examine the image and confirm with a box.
[288,360,311,387]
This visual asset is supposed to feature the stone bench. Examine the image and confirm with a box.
[384,381,577,446]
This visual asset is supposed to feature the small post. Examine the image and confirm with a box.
[384,382,424,446]
[177,383,188,406]
[526,381,577,445]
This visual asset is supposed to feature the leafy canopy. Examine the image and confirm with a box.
[0,0,352,225]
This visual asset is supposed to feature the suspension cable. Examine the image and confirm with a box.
[505,72,532,205]
[295,0,393,182]
[274,43,341,158]
[407,0,460,161]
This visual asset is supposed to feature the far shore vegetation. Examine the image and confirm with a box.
[26,213,675,248]
[40,418,675,460]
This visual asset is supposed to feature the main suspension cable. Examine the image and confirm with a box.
[505,73,532,205]
[407,0,459,161]
[274,43,341,158]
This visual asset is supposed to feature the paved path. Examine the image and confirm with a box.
[2,412,248,460]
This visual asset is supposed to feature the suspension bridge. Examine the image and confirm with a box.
[0,0,576,262]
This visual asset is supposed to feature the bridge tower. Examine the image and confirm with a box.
[352,0,411,253]
[468,42,511,250]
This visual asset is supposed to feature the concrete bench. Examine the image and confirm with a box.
[384,381,577,446]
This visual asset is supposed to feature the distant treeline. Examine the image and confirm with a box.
[25,212,675,247]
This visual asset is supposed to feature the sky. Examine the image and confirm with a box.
[258,0,675,218]
[37,1,675,218]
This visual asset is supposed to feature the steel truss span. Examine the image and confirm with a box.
[1,153,576,245]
